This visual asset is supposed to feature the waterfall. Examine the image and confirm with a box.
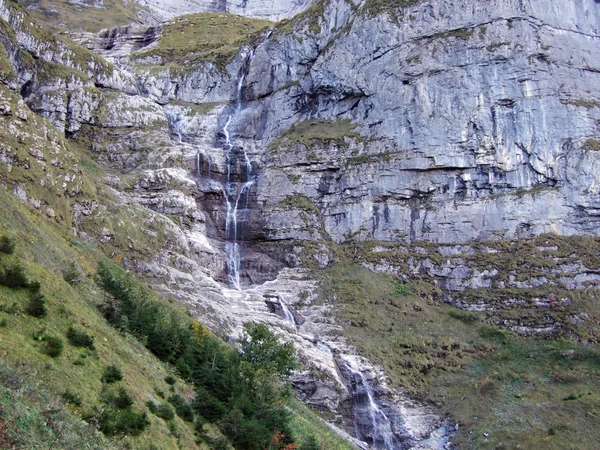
[349,367,398,449]
[220,30,271,289]
[279,299,297,326]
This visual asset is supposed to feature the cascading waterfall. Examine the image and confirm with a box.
[221,33,270,289]
[349,367,399,449]
[278,299,297,326]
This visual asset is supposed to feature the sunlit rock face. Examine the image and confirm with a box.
[136,0,316,22]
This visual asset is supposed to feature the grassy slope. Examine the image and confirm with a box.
[16,0,140,32]
[321,263,600,449]
[0,192,202,450]
[134,13,273,71]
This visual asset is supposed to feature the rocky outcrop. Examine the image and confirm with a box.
[237,0,600,252]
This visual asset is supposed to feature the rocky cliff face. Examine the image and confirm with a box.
[137,0,316,22]
[2,0,600,448]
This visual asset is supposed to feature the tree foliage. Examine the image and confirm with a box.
[95,260,308,449]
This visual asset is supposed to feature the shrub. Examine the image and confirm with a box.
[0,264,29,289]
[113,387,134,409]
[98,408,150,436]
[448,309,479,323]
[164,375,176,385]
[26,291,47,318]
[41,336,63,358]
[62,390,83,406]
[0,236,15,254]
[102,365,123,383]
[0,318,7,328]
[167,419,178,437]
[145,400,158,414]
[169,394,194,422]
[66,326,95,350]
[300,435,321,450]
[146,400,175,420]
[157,403,175,421]
[391,281,411,296]
[63,262,82,285]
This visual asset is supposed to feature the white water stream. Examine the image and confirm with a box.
[212,28,448,450]
[221,42,262,289]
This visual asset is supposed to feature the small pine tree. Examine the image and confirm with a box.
[66,326,95,349]
[62,390,83,406]
[42,336,63,358]
[102,365,123,383]
[0,236,15,254]
[114,387,134,409]
[27,292,47,318]
[1,264,29,289]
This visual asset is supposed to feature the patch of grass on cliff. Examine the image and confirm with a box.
[364,0,421,17]
[321,262,600,450]
[583,138,600,151]
[276,0,325,39]
[7,4,115,76]
[16,0,139,32]
[0,84,96,227]
[271,119,364,151]
[134,13,273,71]
[278,195,321,215]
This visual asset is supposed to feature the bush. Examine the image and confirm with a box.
[146,400,175,420]
[113,387,134,409]
[63,262,82,285]
[391,281,411,296]
[169,394,194,422]
[300,435,321,450]
[102,365,123,383]
[164,375,176,385]
[157,403,175,421]
[98,408,150,436]
[0,236,15,254]
[26,291,47,318]
[0,318,7,328]
[41,336,63,358]
[0,264,29,289]
[62,390,83,406]
[448,309,479,323]
[66,326,95,350]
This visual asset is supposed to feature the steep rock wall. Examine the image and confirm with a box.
[136,0,316,22]
[231,0,600,254]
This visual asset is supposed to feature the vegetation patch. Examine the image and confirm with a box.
[134,13,273,72]
[560,98,600,109]
[364,0,421,17]
[276,0,326,39]
[583,138,600,151]
[271,119,365,151]
[17,0,140,32]
[278,195,321,215]
[67,326,95,350]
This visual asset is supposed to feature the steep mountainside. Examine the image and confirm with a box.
[2,0,600,449]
